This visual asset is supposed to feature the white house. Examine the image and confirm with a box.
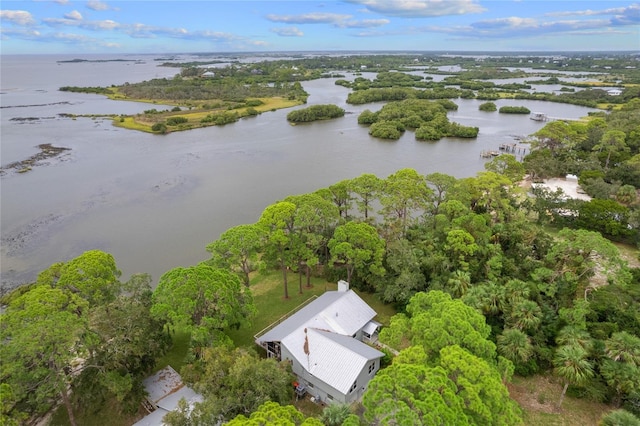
[255,281,384,405]
[607,89,622,96]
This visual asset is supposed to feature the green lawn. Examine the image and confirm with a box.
[226,271,397,348]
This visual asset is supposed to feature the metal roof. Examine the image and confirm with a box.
[134,366,204,426]
[142,366,184,404]
[362,320,381,336]
[256,289,376,344]
[285,328,384,395]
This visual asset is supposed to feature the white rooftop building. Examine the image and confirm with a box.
[255,281,384,405]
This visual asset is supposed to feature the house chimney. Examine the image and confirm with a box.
[338,280,349,292]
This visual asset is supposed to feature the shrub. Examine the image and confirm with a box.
[166,116,188,126]
[245,99,264,107]
[499,106,531,114]
[415,125,442,141]
[358,110,378,125]
[479,102,497,111]
[287,104,345,122]
[151,122,167,134]
[449,122,479,138]
[369,121,405,140]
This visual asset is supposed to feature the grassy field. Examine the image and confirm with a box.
[509,374,614,425]
[109,96,302,133]
[226,271,397,349]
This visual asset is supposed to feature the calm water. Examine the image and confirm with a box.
[0,54,599,289]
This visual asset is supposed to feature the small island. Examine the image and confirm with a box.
[286,104,345,123]
[60,69,310,134]
[358,99,478,141]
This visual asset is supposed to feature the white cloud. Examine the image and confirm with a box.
[64,10,83,21]
[0,10,36,26]
[271,27,304,37]
[266,12,389,29]
[55,0,69,4]
[339,18,390,28]
[545,5,636,17]
[87,0,110,11]
[1,27,42,39]
[266,12,352,25]
[43,17,119,30]
[345,0,485,18]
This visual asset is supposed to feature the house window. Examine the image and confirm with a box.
[307,382,314,389]
[368,363,375,375]
[349,381,357,393]
[327,394,334,401]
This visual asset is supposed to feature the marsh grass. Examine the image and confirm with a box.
[109,96,301,133]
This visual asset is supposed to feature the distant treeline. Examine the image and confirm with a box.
[60,86,114,95]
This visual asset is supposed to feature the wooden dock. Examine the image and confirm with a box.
[481,143,529,160]
[480,150,500,158]
[498,143,528,155]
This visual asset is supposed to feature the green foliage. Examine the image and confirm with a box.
[328,221,385,285]
[577,199,631,238]
[225,401,323,426]
[380,291,496,362]
[499,106,531,114]
[60,86,114,95]
[357,109,378,125]
[166,116,188,126]
[320,404,352,426]
[363,344,522,425]
[200,111,239,125]
[206,224,265,286]
[1,285,89,422]
[36,249,121,306]
[484,154,525,183]
[152,265,255,351]
[286,104,345,122]
[151,122,167,133]
[599,409,640,426]
[368,121,405,140]
[178,347,295,423]
[554,344,595,408]
[448,122,479,138]
[245,99,264,107]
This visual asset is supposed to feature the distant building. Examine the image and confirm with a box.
[255,281,384,405]
[133,366,203,426]
[202,71,216,78]
[607,89,623,96]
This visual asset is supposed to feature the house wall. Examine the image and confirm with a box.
[282,346,348,404]
[282,345,381,405]
[352,359,380,402]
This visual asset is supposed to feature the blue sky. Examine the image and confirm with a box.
[1,1,638,54]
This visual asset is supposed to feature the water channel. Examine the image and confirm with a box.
[0,54,599,288]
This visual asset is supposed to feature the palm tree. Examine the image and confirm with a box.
[497,328,534,366]
[447,270,471,298]
[556,325,594,353]
[508,299,542,332]
[554,344,595,409]
[601,331,640,406]
[321,403,352,426]
[605,332,640,366]
[599,409,640,426]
